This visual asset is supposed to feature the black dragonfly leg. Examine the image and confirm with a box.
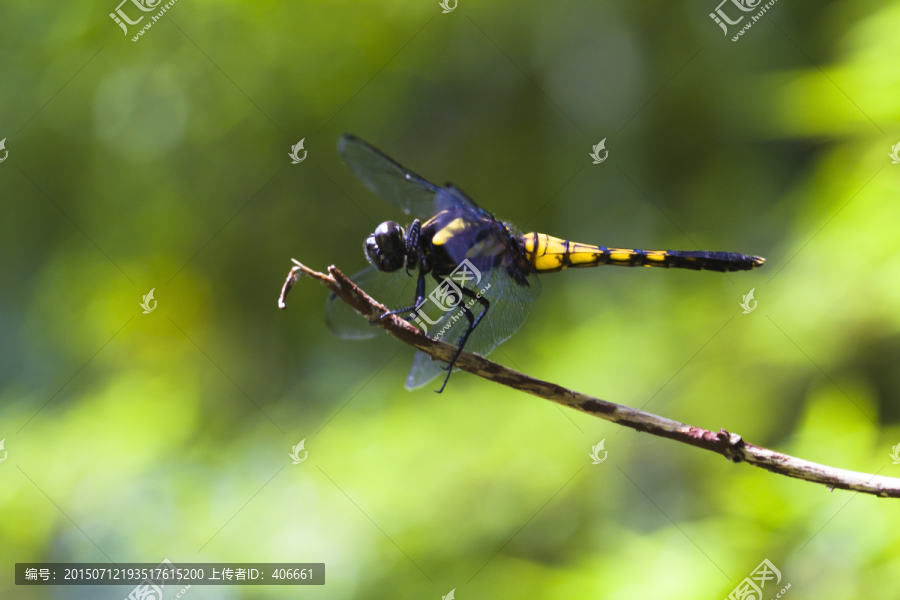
[373,269,427,323]
[404,219,421,275]
[436,286,491,393]
[441,287,490,372]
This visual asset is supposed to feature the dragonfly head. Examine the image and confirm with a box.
[365,221,406,272]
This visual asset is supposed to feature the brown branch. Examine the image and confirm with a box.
[279,260,900,499]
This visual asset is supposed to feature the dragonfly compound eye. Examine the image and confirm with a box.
[374,221,405,253]
[365,221,406,272]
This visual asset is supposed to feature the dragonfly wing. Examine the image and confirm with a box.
[466,266,540,357]
[324,266,420,339]
[404,266,541,390]
[435,185,497,222]
[338,134,441,221]
[406,350,448,390]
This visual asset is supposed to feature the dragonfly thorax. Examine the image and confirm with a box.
[365,220,407,272]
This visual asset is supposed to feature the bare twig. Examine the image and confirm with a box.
[279,260,900,499]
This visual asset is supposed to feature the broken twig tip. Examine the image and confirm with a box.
[278,261,305,310]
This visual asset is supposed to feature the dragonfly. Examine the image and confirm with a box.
[325,134,765,393]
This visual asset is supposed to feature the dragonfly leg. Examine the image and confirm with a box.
[372,269,427,323]
[404,219,421,275]
[441,287,490,371]
[435,285,491,393]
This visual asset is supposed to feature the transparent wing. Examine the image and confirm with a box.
[338,134,442,221]
[435,185,498,223]
[325,266,421,340]
[405,267,541,389]
[472,267,541,358]
[406,350,446,390]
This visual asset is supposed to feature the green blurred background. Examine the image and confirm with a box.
[2,0,900,598]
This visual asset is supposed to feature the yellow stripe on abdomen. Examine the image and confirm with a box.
[519,232,766,273]
[521,232,611,273]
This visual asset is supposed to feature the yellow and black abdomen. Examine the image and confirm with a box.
[520,232,765,273]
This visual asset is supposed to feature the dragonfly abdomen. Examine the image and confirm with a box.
[520,233,765,273]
